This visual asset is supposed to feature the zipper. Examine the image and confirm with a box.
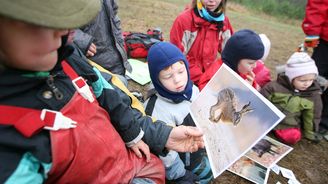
[47,75,64,100]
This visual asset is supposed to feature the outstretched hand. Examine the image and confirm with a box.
[165,125,204,153]
[130,140,151,162]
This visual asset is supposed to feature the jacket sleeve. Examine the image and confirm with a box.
[198,59,221,90]
[302,101,319,140]
[73,29,94,55]
[254,61,271,87]
[89,61,173,155]
[303,85,323,136]
[260,82,274,100]
[111,0,123,40]
[302,0,326,36]
[65,55,142,144]
[219,16,234,53]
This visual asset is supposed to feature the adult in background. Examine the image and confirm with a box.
[74,0,131,85]
[302,0,328,130]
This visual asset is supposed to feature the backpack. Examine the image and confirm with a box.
[123,28,164,59]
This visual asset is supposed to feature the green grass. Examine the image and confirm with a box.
[231,0,307,20]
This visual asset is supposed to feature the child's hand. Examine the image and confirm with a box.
[86,43,97,57]
[245,71,255,86]
[130,140,151,162]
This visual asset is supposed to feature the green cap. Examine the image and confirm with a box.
[0,0,101,29]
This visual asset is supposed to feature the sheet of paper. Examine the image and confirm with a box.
[126,59,151,85]
[288,178,301,184]
[270,164,281,175]
[280,167,296,180]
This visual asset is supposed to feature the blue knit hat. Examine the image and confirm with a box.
[222,29,265,72]
[147,42,193,102]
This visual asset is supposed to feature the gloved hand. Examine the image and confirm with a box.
[304,35,320,48]
[173,170,200,184]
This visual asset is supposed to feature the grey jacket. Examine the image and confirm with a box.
[74,0,132,75]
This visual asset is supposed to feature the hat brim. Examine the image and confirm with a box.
[0,0,100,29]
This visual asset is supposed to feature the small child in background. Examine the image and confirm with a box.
[144,42,213,183]
[198,29,270,90]
[261,52,323,144]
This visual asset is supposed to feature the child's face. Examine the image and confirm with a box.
[0,18,68,71]
[159,61,188,93]
[237,59,257,75]
[202,0,222,12]
[292,74,316,91]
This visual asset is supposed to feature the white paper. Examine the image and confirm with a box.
[270,164,281,175]
[288,178,301,184]
[280,167,296,180]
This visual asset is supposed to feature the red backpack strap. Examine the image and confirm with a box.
[61,60,95,103]
[0,105,45,137]
[0,105,77,137]
[61,60,79,80]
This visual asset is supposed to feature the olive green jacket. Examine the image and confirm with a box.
[261,74,322,140]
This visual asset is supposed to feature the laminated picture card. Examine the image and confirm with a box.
[228,136,293,184]
[189,64,285,178]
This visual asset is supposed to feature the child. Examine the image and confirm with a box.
[0,1,205,183]
[261,52,323,144]
[198,29,270,90]
[144,42,213,183]
[170,0,234,86]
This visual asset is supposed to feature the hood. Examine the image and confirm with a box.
[147,42,193,102]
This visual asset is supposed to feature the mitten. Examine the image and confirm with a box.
[304,35,320,48]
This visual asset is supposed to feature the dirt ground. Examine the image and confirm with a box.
[119,1,328,183]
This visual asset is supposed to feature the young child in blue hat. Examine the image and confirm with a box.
[145,42,213,183]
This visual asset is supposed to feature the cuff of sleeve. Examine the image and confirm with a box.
[125,129,144,147]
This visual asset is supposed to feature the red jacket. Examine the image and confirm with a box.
[170,8,234,86]
[302,0,328,41]
[198,59,271,91]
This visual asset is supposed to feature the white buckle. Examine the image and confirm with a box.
[72,77,95,103]
[41,109,77,131]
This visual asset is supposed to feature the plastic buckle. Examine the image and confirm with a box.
[72,77,95,103]
[41,109,77,131]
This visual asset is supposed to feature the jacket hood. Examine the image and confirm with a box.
[277,73,321,96]
[147,42,193,102]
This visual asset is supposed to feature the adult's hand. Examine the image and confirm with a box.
[86,43,97,57]
[165,125,204,153]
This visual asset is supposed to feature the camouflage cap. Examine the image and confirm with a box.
[0,0,100,29]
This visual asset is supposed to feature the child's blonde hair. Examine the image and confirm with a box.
[161,61,185,72]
